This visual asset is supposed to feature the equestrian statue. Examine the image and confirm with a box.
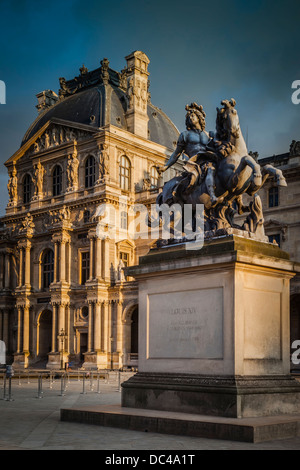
[155,99,286,241]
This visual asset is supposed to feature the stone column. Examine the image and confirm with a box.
[87,301,94,352]
[103,301,109,353]
[65,303,70,353]
[107,301,112,352]
[95,236,102,280]
[58,303,65,335]
[53,242,58,283]
[0,253,4,289]
[89,236,94,281]
[4,253,10,289]
[18,246,23,287]
[16,306,22,353]
[103,237,110,282]
[94,301,102,352]
[116,300,123,356]
[0,310,3,341]
[59,240,66,282]
[68,243,71,284]
[51,304,57,352]
[2,310,9,351]
[23,305,30,354]
[24,241,31,288]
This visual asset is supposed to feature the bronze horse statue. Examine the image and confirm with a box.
[154,99,286,235]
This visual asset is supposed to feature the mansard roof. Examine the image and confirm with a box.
[20,58,179,150]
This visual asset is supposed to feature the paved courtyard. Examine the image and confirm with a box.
[0,371,300,451]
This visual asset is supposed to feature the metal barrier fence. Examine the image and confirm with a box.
[0,369,135,401]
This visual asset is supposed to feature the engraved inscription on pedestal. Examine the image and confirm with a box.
[147,288,223,360]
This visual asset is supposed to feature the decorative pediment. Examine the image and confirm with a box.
[5,118,98,167]
[264,218,288,241]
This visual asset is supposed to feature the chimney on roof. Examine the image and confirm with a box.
[36,90,58,114]
[124,51,150,139]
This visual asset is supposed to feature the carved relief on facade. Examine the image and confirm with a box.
[18,213,35,237]
[126,76,149,112]
[48,205,71,226]
[26,125,87,157]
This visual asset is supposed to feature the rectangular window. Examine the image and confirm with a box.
[268,234,281,247]
[120,251,129,267]
[269,187,279,208]
[81,251,90,284]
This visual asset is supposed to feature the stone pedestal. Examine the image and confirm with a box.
[46,352,67,370]
[12,352,30,369]
[122,235,300,418]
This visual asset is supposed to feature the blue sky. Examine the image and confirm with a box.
[0,0,299,215]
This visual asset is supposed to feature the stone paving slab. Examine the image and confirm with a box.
[1,375,300,450]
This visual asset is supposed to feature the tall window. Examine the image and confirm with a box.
[81,251,90,284]
[269,187,279,208]
[120,251,129,267]
[84,210,90,223]
[119,156,130,191]
[42,249,54,289]
[53,165,62,196]
[23,174,32,204]
[120,210,128,230]
[85,156,96,188]
[150,166,159,188]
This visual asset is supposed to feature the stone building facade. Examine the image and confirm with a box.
[235,144,300,365]
[0,51,180,370]
[257,145,300,356]
[0,50,299,370]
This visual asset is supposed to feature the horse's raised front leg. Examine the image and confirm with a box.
[262,164,287,187]
[230,154,262,190]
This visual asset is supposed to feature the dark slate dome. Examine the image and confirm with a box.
[21,64,179,150]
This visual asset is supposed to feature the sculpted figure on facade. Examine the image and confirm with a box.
[49,205,71,225]
[51,127,59,146]
[44,131,50,149]
[100,58,110,85]
[141,82,147,111]
[290,140,300,156]
[157,99,287,239]
[32,160,45,198]
[7,165,18,205]
[97,143,110,182]
[66,140,79,190]
[19,212,35,236]
[127,77,134,108]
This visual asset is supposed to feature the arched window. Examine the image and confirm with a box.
[85,156,96,188]
[119,156,130,191]
[150,166,159,188]
[42,249,54,289]
[23,174,32,204]
[53,165,62,196]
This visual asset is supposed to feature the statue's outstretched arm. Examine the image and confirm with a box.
[160,134,185,172]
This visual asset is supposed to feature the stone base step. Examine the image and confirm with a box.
[60,404,300,443]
